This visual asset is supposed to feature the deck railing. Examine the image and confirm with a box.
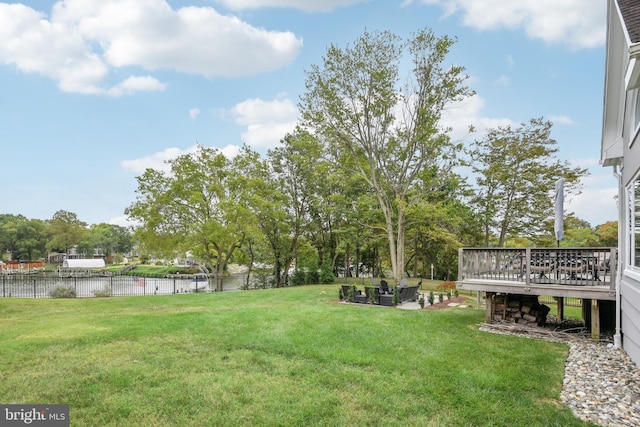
[458,247,616,289]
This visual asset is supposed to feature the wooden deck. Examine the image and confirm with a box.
[457,247,617,339]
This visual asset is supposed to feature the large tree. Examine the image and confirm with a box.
[0,214,27,259]
[46,210,88,254]
[300,28,472,283]
[126,146,247,291]
[468,118,588,247]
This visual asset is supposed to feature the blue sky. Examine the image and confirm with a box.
[0,0,613,228]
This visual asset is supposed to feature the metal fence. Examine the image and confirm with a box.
[0,273,263,298]
[538,295,582,307]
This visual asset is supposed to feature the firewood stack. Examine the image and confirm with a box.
[493,294,550,326]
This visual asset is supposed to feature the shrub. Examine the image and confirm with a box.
[306,270,320,284]
[393,287,400,306]
[50,286,76,298]
[436,281,457,291]
[428,291,434,306]
[419,295,425,309]
[348,286,355,303]
[339,287,344,300]
[366,287,375,305]
[289,269,306,286]
[94,286,112,297]
[319,262,335,284]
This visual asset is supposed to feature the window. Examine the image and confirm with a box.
[629,176,640,267]
[634,89,640,136]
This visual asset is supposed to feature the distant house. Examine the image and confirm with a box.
[601,0,640,366]
[47,252,67,264]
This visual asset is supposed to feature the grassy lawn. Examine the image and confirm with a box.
[0,285,592,426]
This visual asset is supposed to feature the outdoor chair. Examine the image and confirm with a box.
[364,286,379,304]
[398,285,419,303]
[380,280,391,294]
[341,285,352,301]
[353,288,367,303]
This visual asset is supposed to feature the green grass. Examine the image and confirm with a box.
[103,264,199,277]
[0,285,592,426]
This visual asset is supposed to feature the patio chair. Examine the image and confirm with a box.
[353,290,367,303]
[341,285,352,301]
[380,280,391,294]
[398,285,419,303]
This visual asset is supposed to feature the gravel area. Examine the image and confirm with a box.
[562,340,640,426]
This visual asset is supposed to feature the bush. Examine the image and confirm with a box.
[319,262,335,284]
[306,270,320,284]
[94,286,112,297]
[436,281,457,291]
[289,269,306,286]
[428,291,435,306]
[419,295,425,309]
[50,286,76,298]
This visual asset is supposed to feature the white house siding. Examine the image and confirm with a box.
[602,0,640,368]
[620,277,640,363]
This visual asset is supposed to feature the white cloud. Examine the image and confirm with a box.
[549,114,576,126]
[421,0,605,49]
[565,171,618,226]
[108,214,139,227]
[0,0,303,95]
[120,144,242,174]
[189,108,201,120]
[440,94,515,142]
[107,76,167,97]
[220,144,242,158]
[213,0,366,12]
[120,146,199,174]
[229,97,299,148]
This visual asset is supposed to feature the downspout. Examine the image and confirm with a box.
[613,164,623,348]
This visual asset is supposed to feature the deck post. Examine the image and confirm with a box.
[591,299,600,341]
[485,292,495,323]
[557,297,564,320]
[524,248,531,288]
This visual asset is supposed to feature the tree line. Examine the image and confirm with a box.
[0,210,132,263]
[1,28,617,286]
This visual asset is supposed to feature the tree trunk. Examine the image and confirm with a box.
[215,260,225,292]
[394,208,406,283]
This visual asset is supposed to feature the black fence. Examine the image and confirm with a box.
[0,273,263,298]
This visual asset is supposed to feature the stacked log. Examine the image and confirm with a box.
[493,294,550,326]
